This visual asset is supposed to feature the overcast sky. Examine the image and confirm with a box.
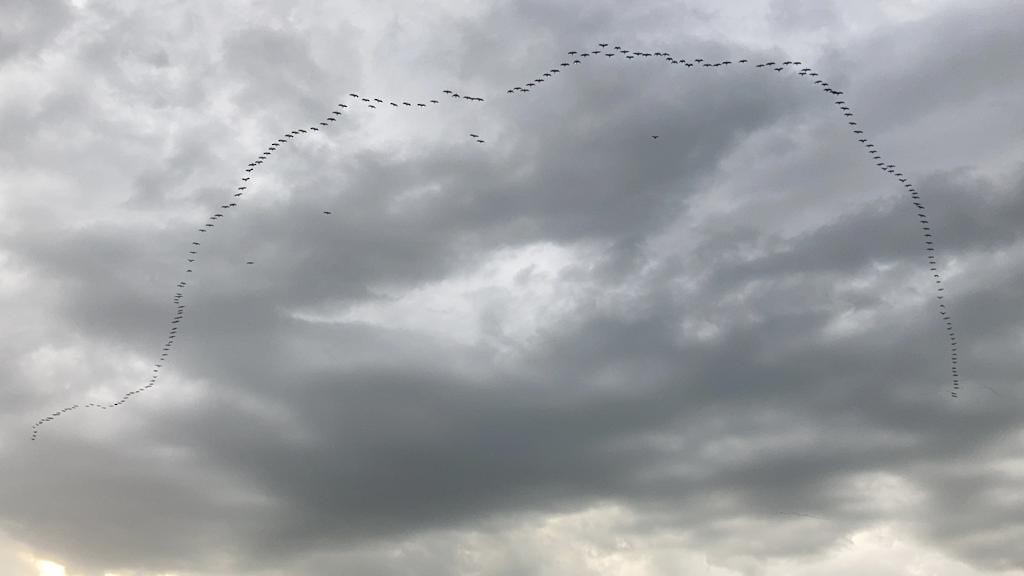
[2,0,1024,575]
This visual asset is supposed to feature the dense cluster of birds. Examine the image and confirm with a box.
[30,42,960,440]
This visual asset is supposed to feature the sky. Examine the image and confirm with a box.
[2,0,1023,574]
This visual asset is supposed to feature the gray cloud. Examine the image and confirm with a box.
[0,0,73,64]
[2,1,1023,575]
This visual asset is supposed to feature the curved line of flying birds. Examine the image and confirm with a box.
[29,42,960,441]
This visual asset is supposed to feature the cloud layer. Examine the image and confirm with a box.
[2,0,1023,574]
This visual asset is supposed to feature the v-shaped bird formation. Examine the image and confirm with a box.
[29,42,960,440]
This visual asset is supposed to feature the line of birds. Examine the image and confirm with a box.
[499,43,956,397]
[29,90,468,440]
[30,42,960,441]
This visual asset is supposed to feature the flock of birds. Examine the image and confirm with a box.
[29,42,960,440]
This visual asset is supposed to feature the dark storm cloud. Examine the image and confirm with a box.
[702,169,1024,290]
[2,1,1023,575]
